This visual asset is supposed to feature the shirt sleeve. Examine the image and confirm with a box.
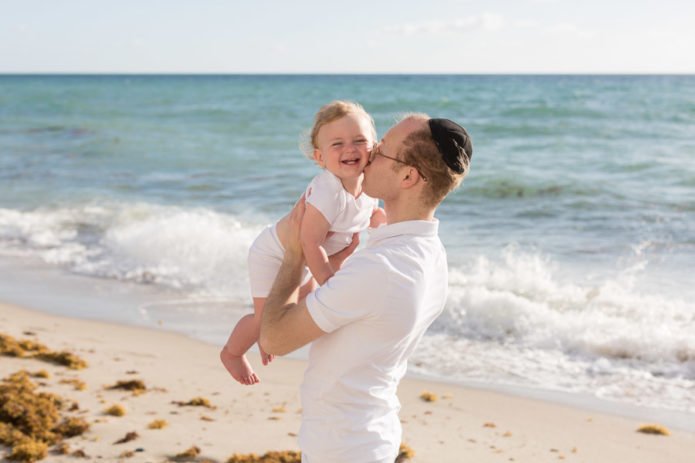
[305,252,387,333]
[305,171,344,225]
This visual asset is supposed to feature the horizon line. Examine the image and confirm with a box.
[2,72,695,77]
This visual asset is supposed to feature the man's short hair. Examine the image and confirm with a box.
[396,114,472,208]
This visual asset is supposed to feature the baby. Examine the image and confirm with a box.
[221,100,386,385]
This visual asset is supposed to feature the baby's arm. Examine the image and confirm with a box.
[300,203,334,286]
[370,207,387,228]
[327,232,359,271]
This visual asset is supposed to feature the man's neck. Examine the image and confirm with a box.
[383,199,436,224]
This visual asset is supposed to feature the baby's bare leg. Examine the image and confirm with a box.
[220,297,267,385]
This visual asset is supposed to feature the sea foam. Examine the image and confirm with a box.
[0,202,265,302]
[417,247,695,412]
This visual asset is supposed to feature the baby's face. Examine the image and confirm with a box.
[314,112,374,181]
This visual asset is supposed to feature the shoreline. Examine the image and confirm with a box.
[2,301,693,462]
[2,256,694,434]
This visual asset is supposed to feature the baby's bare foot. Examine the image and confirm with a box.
[220,349,259,385]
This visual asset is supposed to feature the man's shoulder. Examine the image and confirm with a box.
[365,233,447,274]
[368,228,445,253]
[342,247,390,274]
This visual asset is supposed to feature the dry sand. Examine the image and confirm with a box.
[1,301,693,462]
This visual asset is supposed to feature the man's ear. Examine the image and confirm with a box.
[313,149,325,167]
[401,167,422,189]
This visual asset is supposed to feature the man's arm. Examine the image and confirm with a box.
[259,197,326,356]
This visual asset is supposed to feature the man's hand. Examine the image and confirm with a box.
[285,194,307,260]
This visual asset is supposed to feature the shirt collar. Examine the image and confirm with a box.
[367,219,439,245]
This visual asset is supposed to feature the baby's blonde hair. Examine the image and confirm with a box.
[301,100,376,159]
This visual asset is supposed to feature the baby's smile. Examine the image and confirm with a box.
[341,156,362,165]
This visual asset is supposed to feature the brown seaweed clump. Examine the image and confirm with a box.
[104,404,126,417]
[0,371,89,462]
[395,443,415,462]
[114,431,139,444]
[53,442,70,455]
[52,418,90,438]
[0,333,87,370]
[0,371,62,445]
[0,334,25,357]
[106,379,147,395]
[419,391,438,402]
[34,352,87,370]
[637,424,670,436]
[58,378,87,391]
[172,397,215,409]
[147,419,168,429]
[227,450,302,463]
[174,445,201,460]
[6,439,48,463]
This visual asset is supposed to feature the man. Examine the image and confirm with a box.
[260,114,473,462]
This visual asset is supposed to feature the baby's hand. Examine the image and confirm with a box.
[370,207,387,228]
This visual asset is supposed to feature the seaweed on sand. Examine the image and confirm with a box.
[172,397,215,409]
[0,371,90,463]
[1,333,87,370]
[106,379,147,395]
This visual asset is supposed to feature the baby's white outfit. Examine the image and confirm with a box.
[247,171,378,298]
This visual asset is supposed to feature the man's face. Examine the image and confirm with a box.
[363,118,424,200]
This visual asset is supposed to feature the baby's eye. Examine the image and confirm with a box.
[332,141,344,147]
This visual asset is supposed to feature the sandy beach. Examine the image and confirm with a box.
[1,301,693,463]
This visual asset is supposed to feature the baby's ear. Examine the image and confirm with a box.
[313,149,324,167]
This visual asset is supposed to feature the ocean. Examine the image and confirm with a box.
[1,74,694,426]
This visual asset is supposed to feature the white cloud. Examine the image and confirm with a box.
[480,12,505,31]
[383,12,505,36]
[545,22,596,39]
[513,19,539,29]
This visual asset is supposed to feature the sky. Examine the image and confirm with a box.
[1,0,694,74]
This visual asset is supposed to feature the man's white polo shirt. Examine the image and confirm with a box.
[301,219,448,463]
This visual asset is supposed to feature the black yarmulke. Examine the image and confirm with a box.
[428,118,473,174]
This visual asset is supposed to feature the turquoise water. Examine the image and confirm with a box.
[1,75,694,416]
